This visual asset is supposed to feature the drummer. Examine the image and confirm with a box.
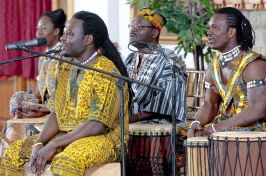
[124,7,187,124]
[186,7,266,137]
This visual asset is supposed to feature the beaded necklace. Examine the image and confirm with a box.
[74,51,98,66]
[132,54,151,79]
[219,45,241,68]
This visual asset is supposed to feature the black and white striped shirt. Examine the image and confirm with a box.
[124,52,187,123]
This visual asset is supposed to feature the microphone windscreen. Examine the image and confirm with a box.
[37,37,47,46]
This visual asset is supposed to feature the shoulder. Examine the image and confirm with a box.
[243,55,266,82]
[93,56,121,76]
[124,53,135,65]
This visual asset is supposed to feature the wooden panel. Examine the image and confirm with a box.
[0,77,15,120]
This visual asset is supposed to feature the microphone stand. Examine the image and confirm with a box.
[15,46,163,176]
[0,50,61,65]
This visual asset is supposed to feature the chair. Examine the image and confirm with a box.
[185,70,206,122]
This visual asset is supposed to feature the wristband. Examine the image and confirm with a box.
[190,120,201,127]
[32,142,43,150]
[212,124,217,132]
[138,112,141,121]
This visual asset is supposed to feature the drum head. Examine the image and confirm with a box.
[211,131,266,141]
[185,137,208,147]
[129,124,178,135]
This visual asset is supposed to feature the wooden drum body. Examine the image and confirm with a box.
[0,118,46,158]
[184,137,209,176]
[127,124,180,176]
[209,132,266,176]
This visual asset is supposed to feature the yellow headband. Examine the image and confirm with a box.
[137,8,166,32]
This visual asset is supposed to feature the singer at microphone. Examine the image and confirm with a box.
[125,7,188,126]
[9,9,66,120]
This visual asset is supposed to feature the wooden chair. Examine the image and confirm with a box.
[185,70,206,122]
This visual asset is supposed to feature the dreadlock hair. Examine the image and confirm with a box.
[72,11,132,109]
[41,9,66,36]
[215,7,255,51]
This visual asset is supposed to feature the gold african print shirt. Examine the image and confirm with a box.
[38,55,59,103]
[46,55,129,151]
[210,51,266,131]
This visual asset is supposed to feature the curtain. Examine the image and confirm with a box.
[0,0,51,79]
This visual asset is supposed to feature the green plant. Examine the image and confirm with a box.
[127,0,216,70]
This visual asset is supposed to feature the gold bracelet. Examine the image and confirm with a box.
[32,142,43,150]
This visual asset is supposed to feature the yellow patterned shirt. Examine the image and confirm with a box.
[46,55,129,153]
[38,56,59,103]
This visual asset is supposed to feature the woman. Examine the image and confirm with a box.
[10,9,66,119]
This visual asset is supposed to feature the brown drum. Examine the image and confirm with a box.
[209,132,266,176]
[127,124,180,176]
[184,137,209,176]
[0,118,46,158]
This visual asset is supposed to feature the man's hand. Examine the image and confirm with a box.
[30,142,57,175]
[187,121,202,138]
[129,114,138,123]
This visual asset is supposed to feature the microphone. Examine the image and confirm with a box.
[135,41,183,68]
[5,37,47,51]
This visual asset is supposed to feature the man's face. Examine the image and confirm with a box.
[60,18,86,57]
[207,14,231,52]
[129,15,157,48]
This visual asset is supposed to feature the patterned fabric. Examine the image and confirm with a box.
[38,41,62,103]
[210,50,266,131]
[174,51,266,172]
[0,56,129,176]
[38,56,59,103]
[124,53,187,123]
[137,7,166,32]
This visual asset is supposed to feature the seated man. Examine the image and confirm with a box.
[187,7,266,137]
[125,7,187,124]
[173,7,266,172]
[0,11,130,176]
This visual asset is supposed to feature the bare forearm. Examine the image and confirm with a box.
[195,103,219,126]
[50,120,106,149]
[35,113,60,144]
[215,106,265,131]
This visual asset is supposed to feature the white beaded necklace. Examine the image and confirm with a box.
[79,51,98,65]
[219,45,241,68]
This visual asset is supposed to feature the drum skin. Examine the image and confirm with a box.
[209,132,266,176]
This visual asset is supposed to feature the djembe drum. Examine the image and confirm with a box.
[209,132,266,176]
[127,124,181,176]
[184,137,209,176]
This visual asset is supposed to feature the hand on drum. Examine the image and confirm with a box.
[15,107,48,118]
[188,123,213,138]
[30,142,56,175]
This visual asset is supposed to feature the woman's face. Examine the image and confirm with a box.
[36,16,59,48]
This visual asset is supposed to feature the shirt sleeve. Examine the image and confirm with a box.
[76,70,120,129]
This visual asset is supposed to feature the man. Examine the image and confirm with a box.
[0,11,130,176]
[187,7,266,137]
[124,7,187,124]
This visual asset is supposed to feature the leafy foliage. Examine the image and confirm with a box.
[126,0,216,69]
